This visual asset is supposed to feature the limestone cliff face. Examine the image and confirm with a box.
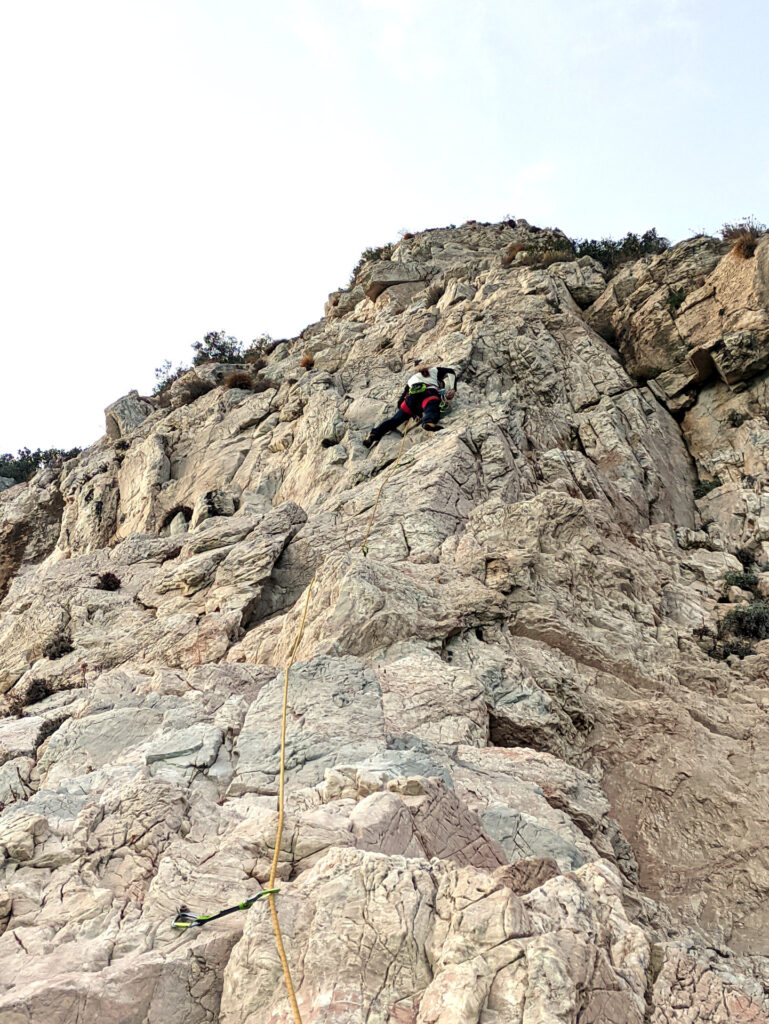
[1,220,769,1023]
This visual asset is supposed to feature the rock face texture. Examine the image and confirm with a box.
[1,220,769,1023]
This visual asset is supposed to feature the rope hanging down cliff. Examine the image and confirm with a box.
[171,579,315,1024]
[265,576,315,1024]
[168,364,451,1020]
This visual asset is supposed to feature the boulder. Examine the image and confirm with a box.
[360,260,426,300]
[104,391,154,439]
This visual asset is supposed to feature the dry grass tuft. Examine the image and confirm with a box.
[721,217,766,259]
[540,249,576,268]
[95,571,121,591]
[224,372,255,390]
[733,234,759,259]
[425,282,444,306]
[300,353,315,370]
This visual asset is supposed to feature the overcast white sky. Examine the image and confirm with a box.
[1,0,767,453]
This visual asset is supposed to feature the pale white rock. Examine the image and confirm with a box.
[325,285,366,319]
[360,259,426,300]
[437,279,476,311]
[0,219,768,1023]
[0,716,49,763]
[104,391,155,439]
[0,755,35,810]
[585,235,726,377]
[0,479,64,600]
[550,254,607,308]
[219,847,649,1024]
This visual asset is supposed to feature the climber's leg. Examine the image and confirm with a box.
[420,395,443,431]
[363,408,409,447]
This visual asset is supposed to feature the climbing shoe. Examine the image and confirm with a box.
[422,422,444,432]
[362,433,378,448]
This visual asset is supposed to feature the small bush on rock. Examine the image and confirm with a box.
[667,287,686,311]
[722,599,769,640]
[224,372,256,391]
[736,546,756,567]
[693,477,722,499]
[721,217,766,259]
[95,572,121,591]
[0,447,82,484]
[519,247,577,269]
[697,622,757,661]
[572,229,669,274]
[153,361,188,396]
[512,235,575,270]
[723,569,758,590]
[733,235,761,259]
[154,333,272,395]
[717,638,756,660]
[42,633,74,660]
[727,409,749,427]
[192,331,245,365]
[348,243,394,285]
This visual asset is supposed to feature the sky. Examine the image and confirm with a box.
[1,0,767,453]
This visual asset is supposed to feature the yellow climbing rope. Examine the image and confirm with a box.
[267,575,315,1024]
[266,415,417,1015]
[360,420,414,555]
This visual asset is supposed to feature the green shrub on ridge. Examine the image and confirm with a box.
[0,447,82,484]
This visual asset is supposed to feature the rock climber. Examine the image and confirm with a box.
[363,364,457,448]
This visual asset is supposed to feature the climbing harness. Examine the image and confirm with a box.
[171,889,280,929]
[360,419,414,556]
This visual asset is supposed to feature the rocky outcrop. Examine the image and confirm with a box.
[105,391,155,439]
[586,234,769,407]
[1,218,769,1022]
[0,477,63,603]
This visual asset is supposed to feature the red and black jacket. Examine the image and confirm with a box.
[398,367,456,415]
